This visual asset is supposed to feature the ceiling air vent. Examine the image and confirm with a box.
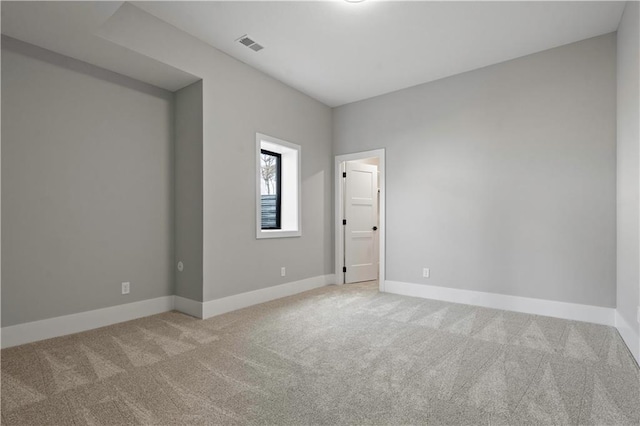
[236,35,264,52]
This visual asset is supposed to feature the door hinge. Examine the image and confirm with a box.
[343,172,346,178]
[343,266,347,273]
[343,219,347,225]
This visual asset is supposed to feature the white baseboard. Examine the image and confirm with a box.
[174,295,204,319]
[3,276,629,363]
[201,274,335,319]
[1,296,174,349]
[615,310,640,365]
[324,274,337,286]
[384,280,615,326]
[1,274,336,349]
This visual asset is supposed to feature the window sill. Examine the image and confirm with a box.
[257,229,301,239]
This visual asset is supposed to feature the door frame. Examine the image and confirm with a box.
[335,149,386,292]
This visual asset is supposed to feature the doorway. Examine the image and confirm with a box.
[335,149,385,292]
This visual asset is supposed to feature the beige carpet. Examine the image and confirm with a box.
[2,281,639,425]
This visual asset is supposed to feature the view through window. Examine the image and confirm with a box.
[260,149,281,229]
[256,133,301,239]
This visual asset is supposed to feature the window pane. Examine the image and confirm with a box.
[260,150,281,229]
[256,133,301,239]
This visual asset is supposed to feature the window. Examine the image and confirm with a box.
[256,133,301,239]
[260,149,281,229]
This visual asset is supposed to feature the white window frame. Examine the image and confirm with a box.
[256,133,301,239]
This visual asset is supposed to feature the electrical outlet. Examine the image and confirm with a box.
[122,282,130,295]
[637,306,640,324]
[177,261,184,272]
[281,267,286,277]
[423,268,430,278]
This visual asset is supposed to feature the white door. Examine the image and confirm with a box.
[344,161,378,283]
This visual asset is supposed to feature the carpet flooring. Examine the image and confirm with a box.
[2,281,639,425]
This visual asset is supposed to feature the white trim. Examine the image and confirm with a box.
[324,274,337,286]
[174,295,204,319]
[615,310,640,364]
[385,280,615,326]
[1,296,174,349]
[335,160,345,285]
[202,274,334,319]
[0,274,336,349]
[255,133,302,239]
[335,149,386,292]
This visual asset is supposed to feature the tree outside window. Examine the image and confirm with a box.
[260,150,281,229]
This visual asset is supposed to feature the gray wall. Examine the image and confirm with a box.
[174,80,203,302]
[1,37,174,326]
[334,34,617,308]
[203,77,333,301]
[98,4,334,303]
[616,1,640,358]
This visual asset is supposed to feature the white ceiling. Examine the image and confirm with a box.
[2,1,626,106]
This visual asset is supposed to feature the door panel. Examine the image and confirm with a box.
[345,161,378,283]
